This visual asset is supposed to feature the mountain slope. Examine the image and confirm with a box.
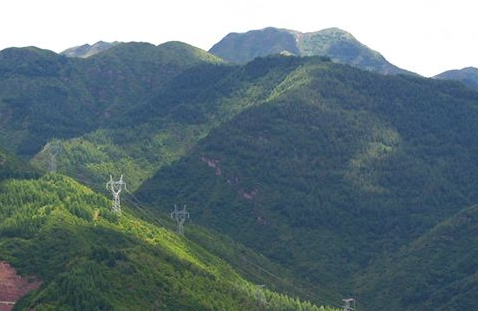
[3,39,478,310]
[32,55,311,191]
[210,27,300,64]
[435,67,478,91]
[210,27,413,75]
[0,147,39,182]
[357,203,478,311]
[0,173,335,311]
[60,41,120,58]
[136,56,478,310]
[0,42,222,157]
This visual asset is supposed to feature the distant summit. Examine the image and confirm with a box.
[210,27,415,75]
[61,41,120,58]
[434,67,478,91]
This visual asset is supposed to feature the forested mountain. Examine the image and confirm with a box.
[0,173,337,310]
[0,41,222,157]
[61,41,120,58]
[1,37,478,310]
[209,27,414,75]
[435,67,478,91]
[33,54,309,190]
[136,56,478,310]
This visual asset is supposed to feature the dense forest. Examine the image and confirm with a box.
[136,57,478,310]
[1,39,478,310]
[0,173,336,311]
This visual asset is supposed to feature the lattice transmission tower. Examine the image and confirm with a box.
[106,175,127,214]
[48,143,61,173]
[343,298,356,311]
[171,205,189,235]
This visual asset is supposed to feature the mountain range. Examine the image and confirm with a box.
[58,27,478,91]
[1,26,478,310]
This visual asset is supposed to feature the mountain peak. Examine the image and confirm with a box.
[310,27,355,39]
[210,26,414,75]
[461,66,478,73]
[158,41,224,64]
[60,41,120,58]
[434,66,478,91]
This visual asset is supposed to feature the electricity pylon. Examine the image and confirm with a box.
[106,175,127,214]
[171,205,189,235]
[48,143,61,173]
[343,298,356,311]
[254,284,267,306]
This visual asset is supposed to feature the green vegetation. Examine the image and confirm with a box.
[209,27,414,75]
[3,39,478,310]
[0,147,39,181]
[356,203,478,311]
[33,55,313,190]
[136,57,478,310]
[0,174,335,311]
[435,66,478,91]
[0,41,222,157]
[209,27,301,64]
[60,41,120,58]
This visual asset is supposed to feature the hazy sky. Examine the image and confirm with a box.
[1,0,476,76]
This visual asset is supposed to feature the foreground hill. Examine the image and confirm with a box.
[435,67,478,91]
[136,56,478,310]
[0,174,334,311]
[210,27,413,75]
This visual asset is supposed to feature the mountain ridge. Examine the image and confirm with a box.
[60,41,120,58]
[434,66,478,91]
[0,41,222,157]
[135,55,478,311]
[210,27,415,75]
[1,36,478,310]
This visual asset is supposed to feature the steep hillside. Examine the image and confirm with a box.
[3,38,478,310]
[357,203,478,311]
[0,47,92,156]
[435,67,478,91]
[0,147,39,182]
[0,42,222,157]
[60,41,120,58]
[0,174,335,311]
[32,56,312,190]
[210,27,413,75]
[210,27,300,63]
[136,56,478,309]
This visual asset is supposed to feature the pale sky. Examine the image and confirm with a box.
[1,0,477,77]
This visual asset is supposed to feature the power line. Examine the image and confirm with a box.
[71,170,345,309]
[53,167,348,310]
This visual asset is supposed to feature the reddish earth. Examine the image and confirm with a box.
[0,261,40,311]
